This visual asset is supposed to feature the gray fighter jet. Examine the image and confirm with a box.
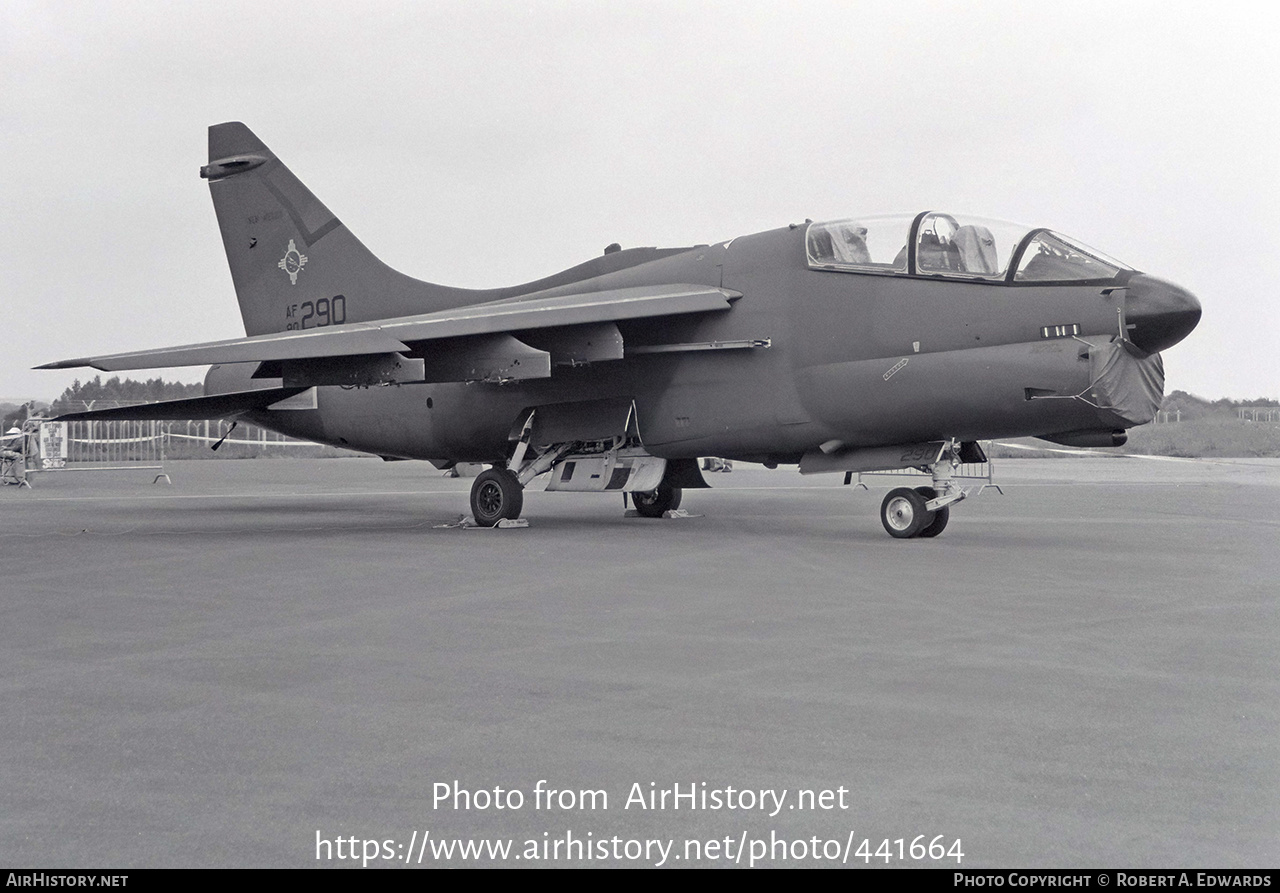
[41,123,1201,537]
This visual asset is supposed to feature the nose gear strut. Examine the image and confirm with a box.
[878,439,998,539]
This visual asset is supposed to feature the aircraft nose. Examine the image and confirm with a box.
[1124,273,1201,353]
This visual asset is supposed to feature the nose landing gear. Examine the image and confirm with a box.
[877,439,991,538]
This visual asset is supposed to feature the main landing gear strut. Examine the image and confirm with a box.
[878,439,990,539]
[466,410,589,527]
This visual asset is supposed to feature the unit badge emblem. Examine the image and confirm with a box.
[278,239,308,285]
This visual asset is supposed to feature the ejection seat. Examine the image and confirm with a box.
[953,224,998,275]
[916,231,960,272]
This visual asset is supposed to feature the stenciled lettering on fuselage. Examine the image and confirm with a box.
[898,443,940,465]
[284,295,348,330]
[245,210,284,225]
[882,358,909,381]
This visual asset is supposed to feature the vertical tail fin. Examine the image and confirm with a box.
[202,122,449,335]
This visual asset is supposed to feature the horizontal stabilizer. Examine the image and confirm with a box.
[37,284,738,373]
[52,387,308,422]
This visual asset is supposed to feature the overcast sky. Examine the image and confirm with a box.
[2,0,1275,401]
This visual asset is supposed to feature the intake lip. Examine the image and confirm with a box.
[1124,273,1201,354]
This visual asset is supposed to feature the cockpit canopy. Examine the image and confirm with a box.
[805,212,1131,283]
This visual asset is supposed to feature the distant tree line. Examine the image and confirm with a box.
[49,375,203,415]
[1160,390,1279,420]
[0,401,41,432]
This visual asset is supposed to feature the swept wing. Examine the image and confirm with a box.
[39,284,739,374]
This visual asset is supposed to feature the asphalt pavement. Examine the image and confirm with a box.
[2,458,1277,867]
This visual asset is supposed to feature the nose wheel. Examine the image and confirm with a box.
[879,485,952,538]
[880,487,934,538]
[912,486,950,538]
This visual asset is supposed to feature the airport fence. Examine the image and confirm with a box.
[25,417,324,481]
[163,419,322,457]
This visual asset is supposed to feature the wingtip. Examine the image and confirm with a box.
[34,358,100,371]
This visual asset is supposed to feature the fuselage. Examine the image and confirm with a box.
[223,214,1199,467]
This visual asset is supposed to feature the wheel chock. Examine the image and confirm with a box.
[456,516,529,529]
[624,508,699,519]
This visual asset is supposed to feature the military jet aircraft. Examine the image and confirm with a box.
[40,123,1201,537]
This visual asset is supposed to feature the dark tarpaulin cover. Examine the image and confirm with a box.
[1089,338,1165,426]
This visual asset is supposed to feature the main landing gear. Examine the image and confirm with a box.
[470,467,524,526]
[631,480,682,518]
[468,406,687,526]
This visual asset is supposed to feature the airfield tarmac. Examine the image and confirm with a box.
[2,457,1277,868]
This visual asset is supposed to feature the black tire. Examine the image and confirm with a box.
[470,467,524,526]
[880,487,933,538]
[914,486,950,538]
[632,482,682,518]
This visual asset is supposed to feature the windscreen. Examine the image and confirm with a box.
[1014,231,1131,281]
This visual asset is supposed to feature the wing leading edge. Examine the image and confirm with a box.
[38,284,740,375]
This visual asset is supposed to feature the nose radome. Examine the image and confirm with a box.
[1124,273,1202,353]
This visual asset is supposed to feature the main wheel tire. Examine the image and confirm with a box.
[880,487,933,538]
[470,467,524,526]
[913,486,950,538]
[632,482,682,518]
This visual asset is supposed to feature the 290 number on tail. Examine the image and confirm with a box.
[285,295,348,330]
